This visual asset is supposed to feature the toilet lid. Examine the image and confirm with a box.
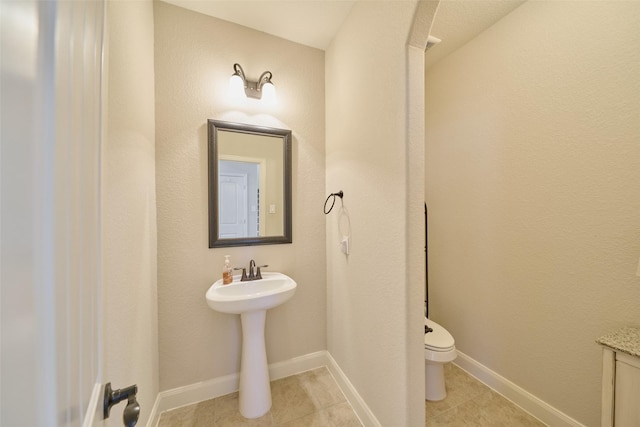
[424,318,455,351]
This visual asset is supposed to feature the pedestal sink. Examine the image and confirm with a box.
[205,272,297,418]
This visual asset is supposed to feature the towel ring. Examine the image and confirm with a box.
[324,191,344,214]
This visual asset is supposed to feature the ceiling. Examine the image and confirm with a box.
[162,0,356,50]
[163,0,524,65]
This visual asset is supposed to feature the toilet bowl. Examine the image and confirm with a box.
[424,317,456,401]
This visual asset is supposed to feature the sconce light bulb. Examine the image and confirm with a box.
[261,81,277,106]
[229,74,245,101]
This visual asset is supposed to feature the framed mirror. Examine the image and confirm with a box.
[208,120,292,247]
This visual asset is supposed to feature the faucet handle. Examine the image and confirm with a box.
[234,267,247,281]
[256,265,268,280]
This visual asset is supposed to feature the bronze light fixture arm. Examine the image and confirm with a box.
[232,63,274,100]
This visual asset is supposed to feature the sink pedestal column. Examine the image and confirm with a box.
[239,309,271,418]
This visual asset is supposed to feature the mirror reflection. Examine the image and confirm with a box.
[208,120,292,247]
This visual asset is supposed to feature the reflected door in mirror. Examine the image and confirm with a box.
[219,172,248,238]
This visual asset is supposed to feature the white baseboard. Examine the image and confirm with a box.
[148,349,584,427]
[147,351,329,427]
[146,351,381,427]
[324,352,380,427]
[454,350,585,427]
[269,350,329,381]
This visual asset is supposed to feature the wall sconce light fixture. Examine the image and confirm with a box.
[229,63,277,104]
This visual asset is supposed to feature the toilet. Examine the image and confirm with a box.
[424,317,456,401]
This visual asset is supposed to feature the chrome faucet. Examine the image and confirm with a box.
[236,259,269,282]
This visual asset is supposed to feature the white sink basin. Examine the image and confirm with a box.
[206,272,296,314]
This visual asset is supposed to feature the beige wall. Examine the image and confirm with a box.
[425,1,640,425]
[154,1,326,391]
[104,1,159,425]
[326,1,426,425]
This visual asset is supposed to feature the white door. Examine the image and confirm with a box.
[219,174,248,238]
[219,159,261,237]
[1,1,106,426]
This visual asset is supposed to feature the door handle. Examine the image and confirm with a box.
[104,382,140,427]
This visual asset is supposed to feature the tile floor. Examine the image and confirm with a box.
[426,363,547,426]
[157,363,546,427]
[156,367,362,426]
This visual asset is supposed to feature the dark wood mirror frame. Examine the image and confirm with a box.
[208,120,292,248]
